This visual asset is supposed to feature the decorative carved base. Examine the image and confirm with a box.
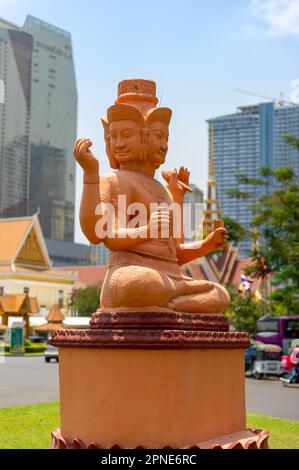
[51,328,249,349]
[51,310,249,350]
[90,310,230,331]
[51,428,269,449]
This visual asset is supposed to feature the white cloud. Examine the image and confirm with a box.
[249,0,299,37]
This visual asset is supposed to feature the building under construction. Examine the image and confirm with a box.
[207,101,299,256]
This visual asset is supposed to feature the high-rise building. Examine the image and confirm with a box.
[23,15,77,241]
[0,15,77,241]
[0,19,33,218]
[45,239,91,267]
[90,243,110,266]
[208,102,299,256]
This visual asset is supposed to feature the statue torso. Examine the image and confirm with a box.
[100,170,178,260]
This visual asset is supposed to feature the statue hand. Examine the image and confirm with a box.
[73,138,99,174]
[204,224,228,252]
[162,167,191,200]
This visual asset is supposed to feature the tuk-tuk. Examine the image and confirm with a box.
[247,343,283,379]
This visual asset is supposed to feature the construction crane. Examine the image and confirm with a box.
[235,88,296,106]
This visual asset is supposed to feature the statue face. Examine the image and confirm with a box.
[109,120,144,164]
[147,122,169,169]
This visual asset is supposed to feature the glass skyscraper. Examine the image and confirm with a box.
[208,102,299,256]
[0,19,33,217]
[0,15,77,240]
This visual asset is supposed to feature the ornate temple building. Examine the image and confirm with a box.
[0,293,39,336]
[0,214,75,312]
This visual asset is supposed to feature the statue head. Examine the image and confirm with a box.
[101,103,146,169]
[101,79,172,172]
[145,107,172,169]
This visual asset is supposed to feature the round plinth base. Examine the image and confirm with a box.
[50,428,269,449]
[51,310,251,449]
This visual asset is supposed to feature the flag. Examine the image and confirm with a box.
[240,274,253,294]
[254,289,262,302]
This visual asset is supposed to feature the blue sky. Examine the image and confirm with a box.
[1,0,298,244]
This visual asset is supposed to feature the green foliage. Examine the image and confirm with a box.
[235,172,270,186]
[226,188,253,199]
[244,250,274,280]
[225,136,299,315]
[221,216,250,245]
[284,134,299,149]
[270,286,299,315]
[226,166,273,202]
[249,165,299,314]
[246,414,299,449]
[68,285,100,316]
[4,342,46,354]
[225,284,265,334]
[0,402,60,449]
[25,344,46,353]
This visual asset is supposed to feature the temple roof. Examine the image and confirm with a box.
[33,303,66,332]
[0,215,51,269]
[46,304,65,322]
[0,294,39,314]
[0,218,32,264]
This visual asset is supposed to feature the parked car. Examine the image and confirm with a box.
[45,343,58,363]
[28,335,44,344]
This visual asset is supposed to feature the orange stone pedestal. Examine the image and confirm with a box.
[50,311,269,449]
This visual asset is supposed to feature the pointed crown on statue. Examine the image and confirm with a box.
[102,78,172,125]
[116,78,158,115]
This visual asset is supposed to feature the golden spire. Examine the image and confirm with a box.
[203,124,221,236]
[252,226,260,252]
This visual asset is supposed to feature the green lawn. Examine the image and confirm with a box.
[0,402,298,449]
[0,402,60,449]
[247,413,299,449]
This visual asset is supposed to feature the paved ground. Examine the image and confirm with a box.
[0,357,298,420]
[245,376,299,421]
[0,356,59,408]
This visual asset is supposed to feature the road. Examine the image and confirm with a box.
[0,356,59,408]
[0,356,298,420]
[245,376,299,421]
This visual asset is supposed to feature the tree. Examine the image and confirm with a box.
[247,165,299,314]
[221,215,250,246]
[225,284,263,335]
[68,285,100,316]
[224,135,299,315]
